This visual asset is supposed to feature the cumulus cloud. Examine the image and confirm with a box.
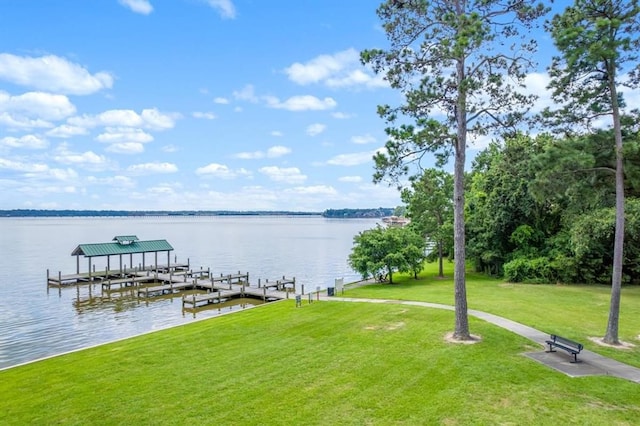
[105,142,145,154]
[267,145,291,158]
[192,111,217,119]
[0,134,48,149]
[202,0,236,19]
[52,145,108,166]
[259,166,306,184]
[127,162,178,175]
[46,124,88,138]
[234,145,291,160]
[95,127,154,144]
[0,91,76,121]
[0,157,49,173]
[0,112,52,129]
[195,163,250,179]
[0,54,113,95]
[213,97,229,104]
[284,48,387,89]
[68,108,178,130]
[306,123,326,136]
[118,0,153,14]
[271,130,283,137]
[264,95,337,111]
[234,150,264,160]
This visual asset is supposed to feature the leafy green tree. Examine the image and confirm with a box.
[546,0,640,344]
[362,0,546,340]
[401,169,453,278]
[467,133,559,275]
[348,225,426,284]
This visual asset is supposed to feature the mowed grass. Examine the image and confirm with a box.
[1,265,639,424]
[346,262,640,368]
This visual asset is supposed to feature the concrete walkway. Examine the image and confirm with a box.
[322,296,640,384]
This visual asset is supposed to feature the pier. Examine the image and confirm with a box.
[48,235,301,310]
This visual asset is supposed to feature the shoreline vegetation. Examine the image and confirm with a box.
[0,207,395,218]
[2,262,640,424]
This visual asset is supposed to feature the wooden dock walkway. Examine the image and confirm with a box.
[48,262,296,309]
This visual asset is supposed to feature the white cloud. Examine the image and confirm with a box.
[46,124,88,138]
[192,111,217,119]
[271,130,283,137]
[202,0,236,19]
[52,146,108,166]
[118,0,153,14]
[0,134,48,149]
[234,145,291,160]
[338,175,363,183]
[332,112,353,119]
[284,48,387,89]
[264,95,337,111]
[306,123,326,136]
[233,84,258,103]
[0,157,49,173]
[327,150,377,166]
[0,112,52,129]
[69,108,178,130]
[195,162,250,179]
[267,145,291,158]
[213,97,229,104]
[351,134,376,144]
[234,151,264,160]
[127,162,178,175]
[0,91,76,121]
[95,127,154,143]
[105,142,145,154]
[259,166,306,184]
[0,54,113,95]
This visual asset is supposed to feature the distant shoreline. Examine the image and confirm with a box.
[0,208,394,218]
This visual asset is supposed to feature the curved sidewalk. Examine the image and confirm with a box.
[323,296,640,384]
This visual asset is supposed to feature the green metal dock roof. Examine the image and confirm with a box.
[71,238,173,257]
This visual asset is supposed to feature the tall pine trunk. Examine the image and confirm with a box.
[604,71,624,345]
[453,54,470,340]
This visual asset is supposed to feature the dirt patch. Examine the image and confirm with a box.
[444,332,482,344]
[364,321,406,331]
[588,336,636,349]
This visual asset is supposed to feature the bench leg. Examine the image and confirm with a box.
[571,353,579,363]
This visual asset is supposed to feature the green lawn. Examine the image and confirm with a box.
[345,262,640,368]
[1,264,640,424]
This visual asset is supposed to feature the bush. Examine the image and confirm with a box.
[503,256,556,283]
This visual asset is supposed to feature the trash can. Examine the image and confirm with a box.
[327,287,335,297]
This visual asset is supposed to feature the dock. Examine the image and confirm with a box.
[48,235,302,311]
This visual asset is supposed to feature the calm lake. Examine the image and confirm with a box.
[0,216,379,369]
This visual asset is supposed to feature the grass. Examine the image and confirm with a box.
[347,261,640,368]
[1,263,640,424]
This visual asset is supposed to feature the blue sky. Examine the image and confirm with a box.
[0,0,635,212]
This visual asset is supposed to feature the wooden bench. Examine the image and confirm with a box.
[545,334,583,363]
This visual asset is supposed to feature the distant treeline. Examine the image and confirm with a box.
[0,209,323,217]
[321,208,394,218]
[0,209,394,218]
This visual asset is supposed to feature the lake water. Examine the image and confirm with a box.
[0,216,379,369]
